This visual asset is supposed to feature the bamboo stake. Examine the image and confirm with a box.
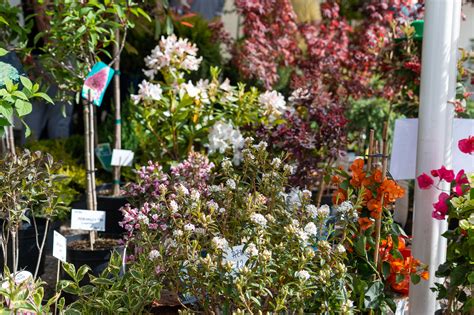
[112,21,122,197]
[89,97,98,247]
[367,129,375,172]
[373,122,389,269]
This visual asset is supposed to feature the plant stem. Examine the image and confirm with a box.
[112,18,122,197]
[34,219,50,279]
[11,229,17,274]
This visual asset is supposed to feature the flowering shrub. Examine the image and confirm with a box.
[130,35,264,167]
[332,159,428,312]
[416,136,474,313]
[121,140,355,312]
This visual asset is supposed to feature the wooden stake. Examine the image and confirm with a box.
[373,122,389,269]
[112,22,122,197]
[367,129,375,172]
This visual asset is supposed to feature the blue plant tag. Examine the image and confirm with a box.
[81,61,114,106]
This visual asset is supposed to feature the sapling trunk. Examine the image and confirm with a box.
[5,126,15,156]
[112,21,122,197]
[11,229,17,273]
[83,94,97,250]
[33,218,50,279]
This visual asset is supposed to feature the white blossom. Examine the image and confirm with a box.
[190,189,200,201]
[148,250,160,260]
[208,121,244,165]
[131,80,162,105]
[304,222,318,237]
[259,90,289,122]
[184,223,195,232]
[335,244,346,254]
[212,236,228,250]
[226,179,236,190]
[295,270,311,281]
[169,200,179,213]
[173,229,183,237]
[245,243,259,257]
[250,213,267,227]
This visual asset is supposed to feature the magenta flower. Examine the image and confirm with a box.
[458,136,474,155]
[417,173,434,189]
[432,192,450,220]
[453,170,469,196]
[435,166,455,182]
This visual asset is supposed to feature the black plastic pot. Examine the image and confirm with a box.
[70,193,128,236]
[0,218,47,275]
[66,234,125,282]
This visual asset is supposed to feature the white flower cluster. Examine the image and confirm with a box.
[284,188,312,209]
[207,121,245,165]
[295,270,311,281]
[259,90,290,122]
[179,79,210,104]
[336,201,358,222]
[131,80,163,105]
[212,236,229,250]
[306,204,330,219]
[144,34,202,79]
[250,213,268,228]
[148,249,160,260]
[245,243,259,257]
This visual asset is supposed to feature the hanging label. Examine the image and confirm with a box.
[71,209,106,231]
[81,61,114,106]
[111,149,134,167]
[223,245,249,272]
[53,231,67,262]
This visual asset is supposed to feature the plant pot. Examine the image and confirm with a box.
[65,234,125,282]
[70,189,128,236]
[0,218,47,276]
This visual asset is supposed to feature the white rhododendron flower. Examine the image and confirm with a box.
[250,213,267,227]
[131,80,163,105]
[208,121,245,165]
[144,34,202,79]
[259,90,289,122]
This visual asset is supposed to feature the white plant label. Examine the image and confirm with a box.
[111,149,134,167]
[53,231,67,262]
[223,245,249,272]
[71,209,106,231]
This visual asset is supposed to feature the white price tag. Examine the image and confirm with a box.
[53,231,67,262]
[71,209,106,231]
[111,149,134,167]
[223,245,249,272]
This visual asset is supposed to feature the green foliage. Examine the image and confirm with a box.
[0,75,53,137]
[346,97,401,154]
[38,0,149,100]
[60,251,162,314]
[0,266,62,314]
[0,0,33,53]
[433,183,474,313]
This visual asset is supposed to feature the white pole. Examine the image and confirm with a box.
[410,0,458,314]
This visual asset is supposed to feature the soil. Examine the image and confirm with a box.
[68,238,121,251]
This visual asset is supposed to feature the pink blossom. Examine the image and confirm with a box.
[458,136,474,155]
[435,166,455,182]
[453,170,469,196]
[417,173,434,189]
[432,193,449,220]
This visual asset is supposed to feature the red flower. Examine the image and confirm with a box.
[432,192,450,220]
[454,170,469,195]
[435,166,455,182]
[458,136,474,155]
[417,173,433,189]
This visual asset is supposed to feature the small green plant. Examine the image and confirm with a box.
[60,251,163,314]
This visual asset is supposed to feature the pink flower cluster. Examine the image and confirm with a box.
[120,203,166,238]
[416,136,472,220]
[170,151,214,195]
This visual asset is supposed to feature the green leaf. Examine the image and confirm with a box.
[0,47,8,56]
[19,76,33,91]
[411,274,421,285]
[0,104,14,124]
[15,99,32,116]
[165,16,173,35]
[34,92,54,104]
[76,264,91,282]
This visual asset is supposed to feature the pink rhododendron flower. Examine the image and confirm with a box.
[435,166,455,182]
[432,192,449,220]
[417,173,434,189]
[458,136,474,154]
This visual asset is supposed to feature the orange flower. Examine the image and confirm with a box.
[358,217,374,230]
[390,259,405,274]
[379,179,405,203]
[350,159,366,188]
[367,198,382,218]
[372,169,383,183]
[421,271,429,280]
[331,175,342,184]
[332,188,347,205]
[350,159,364,172]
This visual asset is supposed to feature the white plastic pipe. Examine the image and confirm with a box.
[410,0,459,314]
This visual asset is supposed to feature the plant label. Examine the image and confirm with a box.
[223,245,249,272]
[53,231,67,262]
[71,209,106,231]
[81,61,114,106]
[111,149,134,167]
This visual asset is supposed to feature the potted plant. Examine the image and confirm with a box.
[37,0,149,276]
